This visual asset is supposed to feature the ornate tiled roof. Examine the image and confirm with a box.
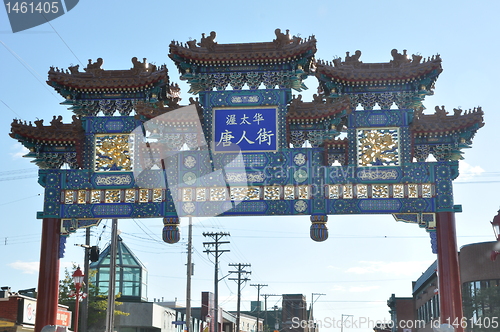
[287,95,351,123]
[322,137,349,148]
[411,106,484,136]
[47,57,170,94]
[316,49,442,86]
[169,29,317,67]
[134,98,203,122]
[10,115,84,143]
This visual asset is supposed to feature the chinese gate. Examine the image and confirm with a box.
[10,30,484,332]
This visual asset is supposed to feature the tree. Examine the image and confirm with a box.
[59,265,129,331]
[462,284,500,332]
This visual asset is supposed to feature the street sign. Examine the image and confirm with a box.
[172,321,186,325]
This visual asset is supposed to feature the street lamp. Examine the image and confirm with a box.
[491,210,500,261]
[491,210,500,241]
[72,266,85,332]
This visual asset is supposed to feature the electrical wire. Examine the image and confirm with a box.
[0,193,41,206]
[41,13,84,67]
[0,99,22,118]
[0,40,61,101]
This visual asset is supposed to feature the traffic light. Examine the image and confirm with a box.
[90,246,99,262]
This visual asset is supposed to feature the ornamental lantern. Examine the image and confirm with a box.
[491,209,500,241]
[71,266,85,332]
[490,210,500,261]
[72,266,84,286]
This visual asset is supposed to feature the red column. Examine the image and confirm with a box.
[35,218,60,332]
[436,211,463,332]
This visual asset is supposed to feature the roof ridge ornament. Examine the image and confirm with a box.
[390,49,411,66]
[273,28,302,48]
[84,58,103,74]
[197,31,217,51]
[131,57,157,74]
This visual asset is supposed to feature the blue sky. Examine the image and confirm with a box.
[1,0,500,330]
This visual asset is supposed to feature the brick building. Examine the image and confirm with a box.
[0,290,70,332]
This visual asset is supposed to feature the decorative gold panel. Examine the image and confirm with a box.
[298,186,309,199]
[94,134,133,172]
[393,184,404,198]
[372,185,389,198]
[343,184,353,199]
[65,190,74,204]
[125,189,136,203]
[105,190,120,203]
[210,188,227,201]
[408,184,418,198]
[357,184,368,199]
[230,187,248,201]
[91,190,101,203]
[247,187,260,200]
[77,190,87,204]
[182,188,193,202]
[284,185,295,200]
[264,186,280,200]
[139,189,149,202]
[328,185,340,199]
[152,189,163,202]
[357,128,399,166]
[422,184,432,198]
[196,188,207,201]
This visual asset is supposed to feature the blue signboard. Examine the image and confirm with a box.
[213,107,278,152]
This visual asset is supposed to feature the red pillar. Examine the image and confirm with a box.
[35,218,60,332]
[436,211,463,332]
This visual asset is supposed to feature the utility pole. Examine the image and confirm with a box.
[81,228,91,332]
[250,284,267,332]
[186,217,193,332]
[341,314,353,332]
[261,294,279,332]
[203,232,230,332]
[273,305,279,332]
[75,235,99,332]
[310,293,325,332]
[105,219,118,332]
[228,263,251,332]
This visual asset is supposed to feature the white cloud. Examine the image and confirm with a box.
[9,261,39,274]
[10,143,29,160]
[345,260,434,277]
[456,160,484,182]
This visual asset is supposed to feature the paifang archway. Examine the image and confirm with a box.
[10,30,484,332]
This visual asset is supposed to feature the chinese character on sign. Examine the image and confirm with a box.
[214,107,277,152]
[217,130,235,147]
[253,113,264,124]
[236,131,255,145]
[226,114,237,125]
[256,128,274,145]
[240,114,251,125]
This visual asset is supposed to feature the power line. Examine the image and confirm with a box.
[0,193,41,206]
[41,13,84,67]
[0,40,60,101]
[0,99,21,118]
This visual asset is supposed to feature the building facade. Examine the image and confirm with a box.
[387,241,500,332]
[0,291,70,332]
